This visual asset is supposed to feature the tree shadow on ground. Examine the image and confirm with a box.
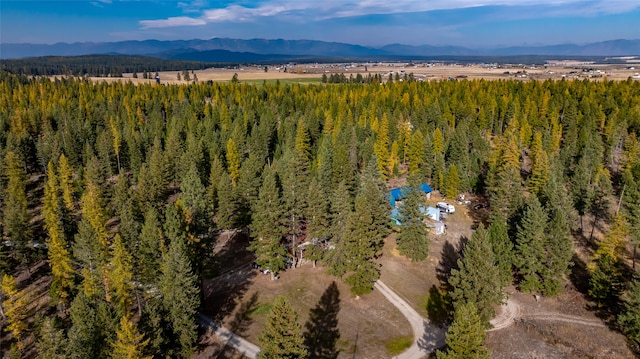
[303,281,341,359]
[570,251,628,331]
[207,292,259,359]
[228,292,259,335]
[569,252,591,295]
[202,230,257,322]
[417,320,446,358]
[435,237,467,290]
[425,285,451,328]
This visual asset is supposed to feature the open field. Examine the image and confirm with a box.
[87,60,640,85]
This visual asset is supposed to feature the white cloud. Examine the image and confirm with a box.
[138,0,640,29]
[90,0,111,8]
[140,16,206,28]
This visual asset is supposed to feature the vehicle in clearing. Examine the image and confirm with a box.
[436,202,455,214]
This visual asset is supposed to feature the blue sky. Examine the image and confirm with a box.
[1,0,639,47]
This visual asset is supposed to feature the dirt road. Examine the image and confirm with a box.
[374,281,446,359]
[197,313,260,359]
[489,296,606,331]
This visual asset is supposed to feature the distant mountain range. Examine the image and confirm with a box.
[2,38,639,60]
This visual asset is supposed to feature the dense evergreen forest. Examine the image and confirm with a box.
[0,55,217,77]
[1,70,639,357]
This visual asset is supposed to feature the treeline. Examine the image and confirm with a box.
[0,70,639,356]
[321,71,416,84]
[0,55,214,77]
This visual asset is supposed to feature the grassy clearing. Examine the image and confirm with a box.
[384,335,413,355]
[248,302,273,318]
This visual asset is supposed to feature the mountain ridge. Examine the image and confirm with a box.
[1,38,639,60]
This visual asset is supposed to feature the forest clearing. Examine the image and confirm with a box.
[1,69,639,359]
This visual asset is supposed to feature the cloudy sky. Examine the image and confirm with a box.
[1,0,639,47]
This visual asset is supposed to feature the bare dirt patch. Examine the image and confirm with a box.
[203,232,412,359]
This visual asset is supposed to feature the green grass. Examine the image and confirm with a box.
[384,335,413,355]
[248,303,273,318]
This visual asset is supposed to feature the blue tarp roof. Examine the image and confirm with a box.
[389,183,433,207]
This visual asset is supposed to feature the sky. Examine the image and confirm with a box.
[1,0,639,47]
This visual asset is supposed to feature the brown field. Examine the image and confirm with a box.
[88,61,640,85]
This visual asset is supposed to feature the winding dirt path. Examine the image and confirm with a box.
[375,281,446,359]
[199,274,606,358]
[489,297,606,331]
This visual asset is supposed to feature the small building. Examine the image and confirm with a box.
[424,206,440,221]
[429,222,446,235]
[389,183,433,207]
[391,205,440,225]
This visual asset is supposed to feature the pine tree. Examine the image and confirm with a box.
[67,292,113,359]
[593,213,628,264]
[1,275,28,348]
[448,227,503,326]
[179,162,211,241]
[343,161,390,295]
[527,132,550,195]
[622,169,640,269]
[407,129,424,175]
[316,135,334,189]
[215,171,239,230]
[139,296,168,356]
[487,214,513,289]
[514,196,547,293]
[136,207,164,284]
[541,209,573,296]
[618,278,640,343]
[570,155,593,230]
[147,137,169,206]
[43,162,74,306]
[58,153,76,211]
[589,254,623,305]
[397,176,429,261]
[226,138,241,186]
[258,296,308,359]
[305,178,330,241]
[589,165,612,242]
[112,315,152,359]
[281,150,309,267]
[324,181,353,277]
[159,236,200,358]
[373,114,390,179]
[113,171,141,250]
[36,317,67,359]
[487,134,523,218]
[73,218,105,298]
[295,118,312,161]
[109,234,134,316]
[2,151,31,259]
[436,302,489,359]
[80,182,109,259]
[445,164,460,199]
[249,168,288,280]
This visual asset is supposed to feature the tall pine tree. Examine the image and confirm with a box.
[159,235,200,358]
[258,296,308,359]
[397,175,430,261]
[448,226,503,326]
[514,195,547,293]
[436,302,489,359]
[249,167,288,280]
